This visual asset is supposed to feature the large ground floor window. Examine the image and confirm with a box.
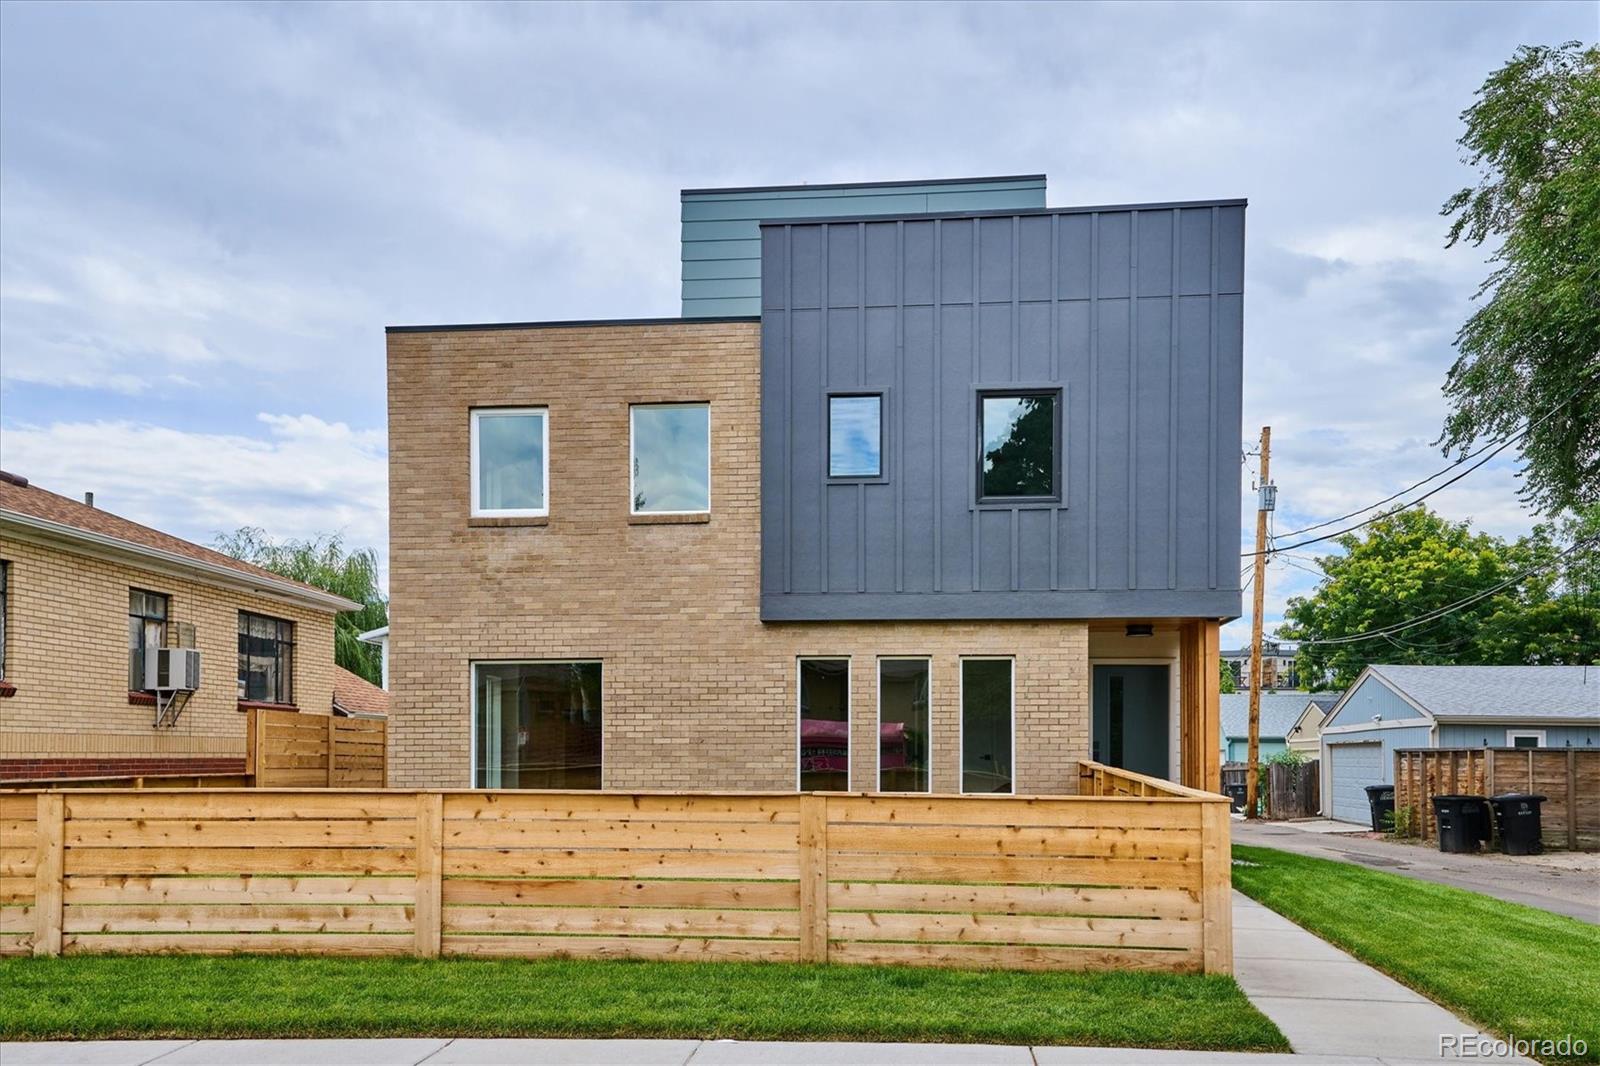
[878,658,930,792]
[961,658,1014,794]
[474,661,602,789]
[798,658,850,791]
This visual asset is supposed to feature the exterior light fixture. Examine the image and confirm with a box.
[1125,623,1154,638]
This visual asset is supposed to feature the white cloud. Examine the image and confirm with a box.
[0,415,389,581]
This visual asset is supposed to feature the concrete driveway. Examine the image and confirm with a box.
[1231,818,1600,922]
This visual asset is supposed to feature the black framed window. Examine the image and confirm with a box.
[0,561,8,681]
[978,390,1060,500]
[799,658,850,791]
[128,589,169,691]
[828,394,883,478]
[238,611,295,704]
[474,661,602,789]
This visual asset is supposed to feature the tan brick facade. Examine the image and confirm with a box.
[0,533,337,777]
[388,321,1097,792]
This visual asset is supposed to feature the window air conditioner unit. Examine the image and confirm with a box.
[145,647,202,692]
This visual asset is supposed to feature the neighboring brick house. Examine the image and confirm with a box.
[388,177,1242,794]
[0,471,357,782]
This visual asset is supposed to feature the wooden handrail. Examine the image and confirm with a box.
[1077,760,1226,801]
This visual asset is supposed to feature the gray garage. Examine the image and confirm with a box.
[1326,742,1383,824]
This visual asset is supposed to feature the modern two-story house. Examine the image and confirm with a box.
[386,176,1243,794]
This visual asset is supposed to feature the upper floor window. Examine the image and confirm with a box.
[471,407,548,517]
[829,394,882,478]
[978,391,1059,501]
[128,589,169,690]
[630,403,710,515]
[239,611,294,705]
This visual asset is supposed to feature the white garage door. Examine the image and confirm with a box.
[1328,742,1383,824]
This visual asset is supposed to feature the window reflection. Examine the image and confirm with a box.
[632,404,710,513]
[962,659,1013,793]
[879,659,930,792]
[829,395,882,477]
[981,394,1056,498]
[475,662,602,789]
[799,659,849,791]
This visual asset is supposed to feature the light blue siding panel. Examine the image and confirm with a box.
[683,259,762,281]
[1436,723,1600,748]
[1325,673,1422,728]
[683,178,1045,316]
[683,277,761,300]
[683,239,762,262]
[682,297,761,317]
[1325,724,1434,822]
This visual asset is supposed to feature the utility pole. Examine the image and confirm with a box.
[1245,426,1272,820]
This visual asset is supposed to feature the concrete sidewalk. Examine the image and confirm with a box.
[1230,890,1533,1064]
[0,1041,1547,1065]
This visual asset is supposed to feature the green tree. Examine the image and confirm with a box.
[215,527,387,685]
[1439,41,1600,514]
[1282,509,1514,689]
[1476,506,1600,664]
[1219,659,1237,694]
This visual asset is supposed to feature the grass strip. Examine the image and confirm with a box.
[1232,844,1599,1065]
[1,953,1286,1050]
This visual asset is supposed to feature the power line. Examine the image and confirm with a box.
[1261,377,1596,554]
[1294,536,1597,647]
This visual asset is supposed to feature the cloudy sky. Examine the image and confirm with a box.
[1,1,1591,645]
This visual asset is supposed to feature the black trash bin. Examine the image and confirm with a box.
[1364,785,1396,832]
[1432,794,1491,853]
[1224,783,1248,812]
[1489,793,1547,856]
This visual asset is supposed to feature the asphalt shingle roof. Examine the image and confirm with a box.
[1220,691,1314,741]
[1369,665,1600,720]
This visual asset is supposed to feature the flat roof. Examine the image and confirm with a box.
[758,197,1247,227]
[681,174,1046,198]
[386,315,760,335]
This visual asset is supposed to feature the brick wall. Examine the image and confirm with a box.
[0,534,337,776]
[388,321,1093,792]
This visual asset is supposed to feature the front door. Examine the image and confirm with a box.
[1091,665,1170,780]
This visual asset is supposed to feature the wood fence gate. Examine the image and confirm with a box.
[247,708,386,788]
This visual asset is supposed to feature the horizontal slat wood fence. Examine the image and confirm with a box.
[1394,747,1599,850]
[2,762,1231,973]
[249,708,386,788]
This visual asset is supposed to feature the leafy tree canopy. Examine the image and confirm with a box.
[1439,41,1600,515]
[215,527,388,685]
[1219,659,1237,694]
[1281,506,1599,690]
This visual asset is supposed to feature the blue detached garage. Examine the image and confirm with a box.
[1318,665,1600,825]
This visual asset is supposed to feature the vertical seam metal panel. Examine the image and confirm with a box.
[895,220,905,594]
[1049,212,1060,593]
[1208,206,1219,591]
[971,216,981,595]
[1011,214,1022,593]
[857,222,867,594]
[820,224,830,594]
[1129,209,1139,592]
[1168,209,1180,590]
[1088,211,1099,592]
[783,225,794,594]
[933,219,943,594]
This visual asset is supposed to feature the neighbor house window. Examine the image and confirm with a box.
[0,561,8,681]
[829,394,882,478]
[471,407,548,516]
[238,611,295,704]
[978,391,1059,500]
[878,658,930,792]
[799,658,850,791]
[474,661,602,789]
[630,403,710,514]
[128,589,169,691]
[961,658,1014,793]
[1507,731,1545,749]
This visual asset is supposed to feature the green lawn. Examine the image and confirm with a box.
[1233,845,1600,1065]
[0,953,1285,1050]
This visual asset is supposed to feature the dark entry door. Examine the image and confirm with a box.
[1091,665,1170,780]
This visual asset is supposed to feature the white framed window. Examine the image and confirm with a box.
[1506,730,1545,749]
[877,657,930,792]
[798,657,850,791]
[630,403,711,515]
[960,657,1015,794]
[471,407,549,517]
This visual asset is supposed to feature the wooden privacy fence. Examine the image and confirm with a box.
[248,708,386,788]
[1394,747,1599,850]
[1217,761,1318,820]
[0,761,1231,973]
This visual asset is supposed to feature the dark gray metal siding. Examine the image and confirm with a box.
[760,203,1245,621]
